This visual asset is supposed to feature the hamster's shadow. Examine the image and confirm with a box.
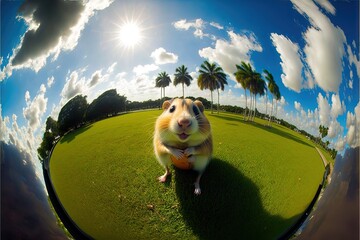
[174,158,297,239]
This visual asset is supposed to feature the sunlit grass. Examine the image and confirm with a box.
[50,110,324,239]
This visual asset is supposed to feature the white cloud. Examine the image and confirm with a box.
[194,28,206,39]
[279,96,287,107]
[107,62,117,74]
[172,18,215,40]
[60,70,87,105]
[327,120,342,139]
[0,71,5,80]
[349,78,353,89]
[304,69,315,89]
[23,84,48,131]
[346,111,356,129]
[0,0,113,81]
[0,105,10,141]
[174,19,199,30]
[47,76,54,88]
[347,44,360,81]
[234,82,243,89]
[345,102,360,148]
[317,92,345,127]
[52,67,105,119]
[317,93,330,126]
[210,22,224,30]
[294,101,302,111]
[58,67,106,109]
[173,18,204,31]
[314,0,335,15]
[334,136,346,151]
[270,33,304,93]
[346,124,356,147]
[150,48,178,65]
[89,70,103,87]
[189,71,198,81]
[1,107,44,183]
[25,91,31,102]
[109,73,159,101]
[270,95,349,151]
[133,64,159,76]
[199,30,262,80]
[311,92,349,150]
[330,93,345,119]
[291,0,346,93]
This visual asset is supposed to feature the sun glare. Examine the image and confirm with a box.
[118,21,142,48]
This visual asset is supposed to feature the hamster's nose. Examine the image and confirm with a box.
[178,118,191,129]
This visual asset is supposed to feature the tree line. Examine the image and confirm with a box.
[37,89,126,162]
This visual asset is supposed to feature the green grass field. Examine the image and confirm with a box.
[50,110,325,239]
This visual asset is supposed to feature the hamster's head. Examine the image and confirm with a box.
[156,98,211,145]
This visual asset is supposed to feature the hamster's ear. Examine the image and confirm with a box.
[162,100,171,110]
[194,100,204,113]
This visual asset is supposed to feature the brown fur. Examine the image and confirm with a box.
[153,98,213,195]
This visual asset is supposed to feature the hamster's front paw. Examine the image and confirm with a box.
[169,147,184,159]
[187,155,195,163]
[184,147,195,156]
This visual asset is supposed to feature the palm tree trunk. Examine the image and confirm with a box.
[244,89,247,120]
[247,93,251,121]
[182,83,185,99]
[252,94,255,121]
[265,91,268,116]
[253,95,257,121]
[251,94,255,121]
[217,88,220,114]
[274,100,278,125]
[268,97,273,126]
[159,87,162,109]
[164,87,166,101]
[248,93,253,121]
[271,99,274,127]
[210,90,213,114]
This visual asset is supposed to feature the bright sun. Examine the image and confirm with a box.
[118,21,142,48]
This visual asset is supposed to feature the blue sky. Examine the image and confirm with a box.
[1,0,359,176]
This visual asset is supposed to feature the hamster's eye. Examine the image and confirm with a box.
[169,105,176,113]
[192,105,200,115]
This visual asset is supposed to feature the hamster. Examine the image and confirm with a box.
[154,98,213,195]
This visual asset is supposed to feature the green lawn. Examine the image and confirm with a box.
[50,110,324,239]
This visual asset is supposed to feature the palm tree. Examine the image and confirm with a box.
[173,65,193,99]
[234,61,261,121]
[155,76,163,109]
[155,71,171,107]
[235,62,250,119]
[251,74,267,121]
[197,61,227,114]
[272,84,281,125]
[264,70,276,126]
[267,81,280,127]
[264,69,275,120]
[215,71,228,114]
